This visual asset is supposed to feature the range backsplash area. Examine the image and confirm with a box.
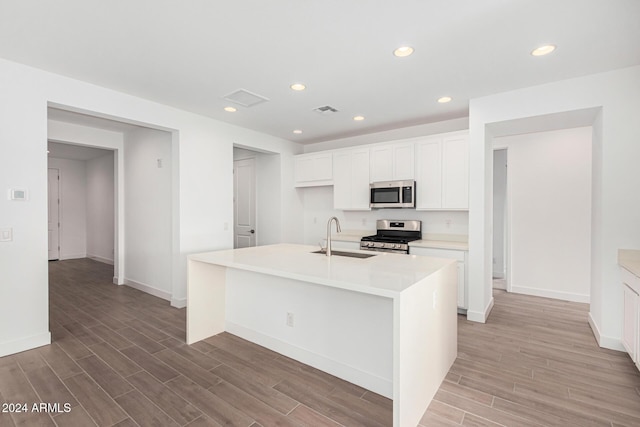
[301,186,468,246]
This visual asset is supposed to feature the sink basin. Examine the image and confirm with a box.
[311,250,377,259]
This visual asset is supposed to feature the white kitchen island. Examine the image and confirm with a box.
[187,243,457,427]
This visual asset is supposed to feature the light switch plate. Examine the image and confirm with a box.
[9,189,27,201]
[0,228,12,242]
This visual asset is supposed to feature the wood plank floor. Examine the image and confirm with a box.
[0,258,638,426]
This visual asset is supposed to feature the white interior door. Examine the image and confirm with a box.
[48,168,60,260]
[234,158,256,248]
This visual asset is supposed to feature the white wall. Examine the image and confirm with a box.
[301,185,469,246]
[47,157,87,259]
[124,128,173,299]
[0,57,302,357]
[468,65,640,350]
[86,152,114,264]
[495,127,592,302]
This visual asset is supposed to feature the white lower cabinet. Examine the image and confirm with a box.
[621,267,640,371]
[410,247,467,310]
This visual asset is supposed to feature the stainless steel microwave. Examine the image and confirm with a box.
[370,180,416,208]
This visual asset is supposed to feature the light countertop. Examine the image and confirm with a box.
[619,249,640,278]
[188,243,455,298]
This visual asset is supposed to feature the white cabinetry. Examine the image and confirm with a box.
[333,148,370,210]
[415,131,469,210]
[622,267,640,371]
[369,142,414,182]
[410,246,467,310]
[294,152,333,187]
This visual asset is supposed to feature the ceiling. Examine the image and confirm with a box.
[2,1,639,144]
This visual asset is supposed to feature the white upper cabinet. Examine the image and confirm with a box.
[333,148,370,210]
[442,134,469,209]
[414,137,443,209]
[415,131,469,210]
[369,142,414,182]
[294,152,333,187]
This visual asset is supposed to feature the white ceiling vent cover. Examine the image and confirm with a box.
[313,105,339,115]
[223,89,270,107]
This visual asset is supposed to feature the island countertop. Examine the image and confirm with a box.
[188,243,455,298]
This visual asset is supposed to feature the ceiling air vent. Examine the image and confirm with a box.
[223,89,270,107]
[313,105,339,115]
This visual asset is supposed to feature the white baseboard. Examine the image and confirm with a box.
[124,278,172,302]
[588,312,625,352]
[0,331,51,358]
[226,321,393,398]
[59,253,86,261]
[467,296,494,323]
[171,297,186,309]
[87,254,114,265]
[511,285,589,304]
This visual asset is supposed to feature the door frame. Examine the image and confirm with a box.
[492,146,511,292]
[47,168,61,261]
[233,157,257,248]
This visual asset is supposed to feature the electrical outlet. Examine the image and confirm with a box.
[445,219,452,228]
[223,222,229,231]
[362,218,367,226]
[286,312,294,327]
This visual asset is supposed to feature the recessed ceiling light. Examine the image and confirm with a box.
[293,129,303,134]
[224,106,237,112]
[531,44,556,56]
[353,115,365,121]
[393,46,414,57]
[437,96,452,103]
[290,83,306,91]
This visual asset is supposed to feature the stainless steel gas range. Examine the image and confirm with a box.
[359,219,422,254]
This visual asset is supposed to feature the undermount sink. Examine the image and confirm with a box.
[312,250,377,259]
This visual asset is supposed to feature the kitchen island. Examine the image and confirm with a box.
[187,243,457,427]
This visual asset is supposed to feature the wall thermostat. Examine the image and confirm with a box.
[9,189,28,201]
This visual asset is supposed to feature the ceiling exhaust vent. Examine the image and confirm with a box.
[223,89,270,107]
[313,105,339,115]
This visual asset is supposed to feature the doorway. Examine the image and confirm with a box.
[47,143,116,266]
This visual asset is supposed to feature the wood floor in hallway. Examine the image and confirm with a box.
[0,258,639,426]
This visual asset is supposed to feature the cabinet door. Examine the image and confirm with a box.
[415,139,442,209]
[294,153,333,187]
[333,149,370,210]
[333,151,352,209]
[623,284,639,362]
[351,149,371,209]
[294,156,314,184]
[392,143,415,180]
[442,135,469,209]
[370,146,393,182]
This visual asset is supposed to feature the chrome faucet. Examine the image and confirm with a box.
[326,216,341,257]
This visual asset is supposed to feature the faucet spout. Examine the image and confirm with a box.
[326,216,341,257]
